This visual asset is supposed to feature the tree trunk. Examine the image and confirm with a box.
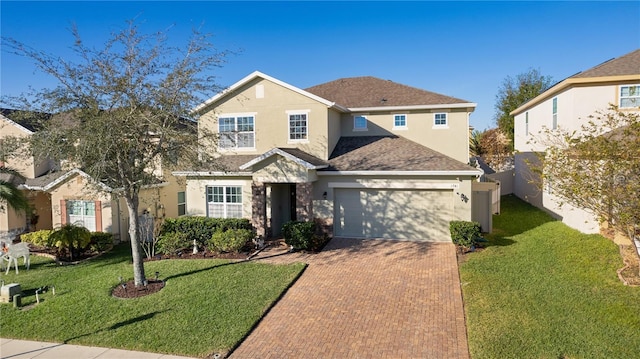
[125,195,146,286]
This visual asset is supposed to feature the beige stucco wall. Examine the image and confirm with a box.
[199,78,331,160]
[338,109,472,163]
[514,83,638,152]
[138,172,186,220]
[185,176,253,218]
[252,156,315,183]
[48,174,114,231]
[0,206,26,233]
[0,118,37,179]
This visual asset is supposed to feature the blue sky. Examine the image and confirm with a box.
[1,1,639,130]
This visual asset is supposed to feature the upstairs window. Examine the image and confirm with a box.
[434,113,447,127]
[218,115,255,149]
[393,114,407,129]
[620,85,640,108]
[552,97,558,129]
[288,113,308,141]
[354,115,368,131]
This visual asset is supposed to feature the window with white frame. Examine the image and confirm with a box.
[218,115,255,149]
[525,112,529,135]
[206,186,243,218]
[178,191,186,216]
[393,114,407,129]
[620,85,640,108]
[552,97,558,129]
[354,115,368,130]
[67,200,96,231]
[288,113,308,141]
[434,113,447,127]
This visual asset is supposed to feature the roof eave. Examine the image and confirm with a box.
[172,171,252,177]
[317,170,482,176]
[511,74,640,116]
[0,113,34,134]
[239,148,327,170]
[348,103,477,113]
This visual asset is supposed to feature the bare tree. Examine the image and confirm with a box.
[495,68,554,147]
[2,20,226,285]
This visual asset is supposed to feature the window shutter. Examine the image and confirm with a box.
[95,200,102,232]
[60,200,67,225]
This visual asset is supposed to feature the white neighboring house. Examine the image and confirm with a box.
[512,49,640,234]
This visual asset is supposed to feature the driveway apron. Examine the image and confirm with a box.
[230,238,469,358]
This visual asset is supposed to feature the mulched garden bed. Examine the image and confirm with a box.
[112,279,166,299]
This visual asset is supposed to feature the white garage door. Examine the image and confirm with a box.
[334,188,453,241]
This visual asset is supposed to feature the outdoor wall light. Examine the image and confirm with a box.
[460,193,469,203]
[322,191,327,200]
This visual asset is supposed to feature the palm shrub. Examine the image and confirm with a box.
[207,228,254,253]
[49,223,91,260]
[282,221,316,250]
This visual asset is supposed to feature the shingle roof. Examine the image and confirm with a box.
[570,49,640,78]
[198,155,257,173]
[305,77,470,108]
[325,136,476,172]
[23,171,69,189]
[0,108,50,132]
[277,148,328,167]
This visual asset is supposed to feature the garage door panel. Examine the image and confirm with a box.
[335,188,453,241]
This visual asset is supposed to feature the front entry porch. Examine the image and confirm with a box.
[252,181,313,239]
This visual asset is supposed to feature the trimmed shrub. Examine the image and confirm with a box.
[157,231,190,255]
[159,217,252,247]
[20,230,53,247]
[89,232,113,252]
[282,221,316,250]
[449,221,482,248]
[207,228,254,253]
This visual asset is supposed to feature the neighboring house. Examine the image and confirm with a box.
[177,71,483,241]
[512,49,640,234]
[0,110,185,241]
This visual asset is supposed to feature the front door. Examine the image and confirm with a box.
[268,183,297,238]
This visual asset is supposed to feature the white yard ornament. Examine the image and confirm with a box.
[0,242,30,274]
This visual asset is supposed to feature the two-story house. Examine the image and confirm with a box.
[177,72,482,241]
[512,49,640,234]
[0,110,185,241]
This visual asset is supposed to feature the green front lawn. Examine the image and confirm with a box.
[460,195,640,358]
[0,245,305,357]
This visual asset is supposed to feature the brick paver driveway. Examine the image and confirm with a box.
[229,238,469,358]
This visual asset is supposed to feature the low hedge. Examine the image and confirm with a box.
[89,232,113,252]
[207,228,254,253]
[449,220,481,248]
[20,230,53,247]
[157,231,190,255]
[160,217,252,247]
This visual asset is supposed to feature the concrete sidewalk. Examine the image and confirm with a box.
[0,338,195,359]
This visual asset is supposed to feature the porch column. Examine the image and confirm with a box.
[251,181,267,238]
[295,182,313,222]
